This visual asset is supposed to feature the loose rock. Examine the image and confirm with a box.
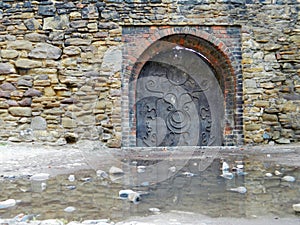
[109,166,124,175]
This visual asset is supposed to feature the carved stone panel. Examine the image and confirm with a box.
[136,48,224,147]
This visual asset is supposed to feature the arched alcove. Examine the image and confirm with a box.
[122,27,243,147]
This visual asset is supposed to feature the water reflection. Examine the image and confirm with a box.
[0,155,299,222]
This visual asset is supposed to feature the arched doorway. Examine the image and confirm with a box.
[122,26,243,147]
[136,46,224,147]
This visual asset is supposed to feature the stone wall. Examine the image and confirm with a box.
[0,0,299,147]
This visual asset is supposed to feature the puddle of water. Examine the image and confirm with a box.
[0,156,300,222]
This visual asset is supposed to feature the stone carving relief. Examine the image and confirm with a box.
[136,47,224,147]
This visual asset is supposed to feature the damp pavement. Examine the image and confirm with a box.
[0,141,300,225]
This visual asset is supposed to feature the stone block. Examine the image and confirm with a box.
[0,63,16,74]
[16,59,42,69]
[24,88,42,97]
[0,82,16,91]
[31,116,47,130]
[18,98,32,107]
[63,46,81,55]
[1,50,19,59]
[260,82,274,89]
[65,38,92,46]
[245,124,261,131]
[244,79,257,88]
[43,15,69,30]
[262,113,278,122]
[62,117,77,128]
[281,101,297,113]
[29,43,62,60]
[24,18,42,30]
[254,101,270,108]
[9,107,32,117]
[7,40,33,50]
[275,138,291,144]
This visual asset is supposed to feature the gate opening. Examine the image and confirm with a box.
[122,27,243,147]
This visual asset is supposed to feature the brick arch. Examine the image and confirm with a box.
[122,26,243,147]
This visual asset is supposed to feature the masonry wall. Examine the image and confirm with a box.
[0,0,299,147]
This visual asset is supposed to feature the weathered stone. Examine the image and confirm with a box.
[264,53,276,61]
[7,40,33,50]
[24,18,41,30]
[65,38,92,46]
[290,35,300,44]
[281,101,297,113]
[31,116,47,130]
[82,4,99,19]
[49,31,64,41]
[16,59,42,69]
[70,20,87,28]
[61,98,78,104]
[29,43,62,60]
[9,107,32,117]
[0,50,19,59]
[25,33,48,42]
[0,63,16,74]
[70,12,81,20]
[275,138,291,144]
[18,98,32,107]
[244,79,257,88]
[264,108,279,114]
[43,15,69,30]
[102,47,122,73]
[262,114,278,122]
[24,88,42,97]
[293,203,300,213]
[0,82,16,91]
[7,100,18,106]
[44,108,63,115]
[38,5,56,16]
[0,101,9,108]
[62,117,77,128]
[260,82,274,89]
[63,46,81,55]
[11,91,23,98]
[254,101,270,108]
[264,43,281,51]
[245,124,261,131]
[44,87,56,96]
[17,79,32,87]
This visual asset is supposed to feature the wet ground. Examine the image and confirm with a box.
[0,141,300,225]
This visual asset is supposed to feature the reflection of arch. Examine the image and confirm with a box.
[122,26,243,147]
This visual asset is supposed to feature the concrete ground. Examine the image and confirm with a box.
[0,141,300,225]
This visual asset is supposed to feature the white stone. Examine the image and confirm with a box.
[293,203,300,212]
[169,166,176,173]
[0,199,16,209]
[229,186,247,194]
[68,174,75,182]
[274,170,282,176]
[101,46,122,73]
[149,208,160,213]
[265,173,273,177]
[64,206,76,213]
[30,173,50,181]
[220,172,234,179]
[96,170,109,179]
[109,166,124,174]
[282,175,296,182]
